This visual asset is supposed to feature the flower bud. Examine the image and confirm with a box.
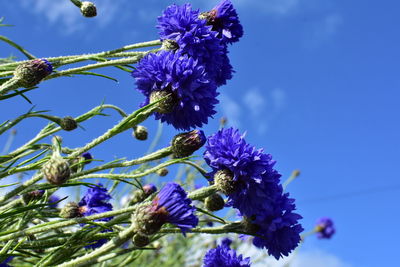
[156,168,169,177]
[214,169,236,195]
[42,152,71,185]
[132,233,150,247]
[60,116,77,131]
[161,39,179,51]
[22,190,44,205]
[130,184,158,204]
[149,90,177,114]
[59,202,80,218]
[131,205,168,236]
[70,152,92,173]
[133,125,148,141]
[14,59,52,87]
[171,130,206,158]
[241,216,260,234]
[81,152,93,162]
[204,193,225,212]
[80,1,97,17]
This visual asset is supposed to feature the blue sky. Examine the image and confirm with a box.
[1,0,400,266]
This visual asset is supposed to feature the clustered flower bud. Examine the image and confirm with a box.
[171,130,206,158]
[204,193,225,212]
[213,169,236,195]
[80,1,97,17]
[133,125,148,141]
[60,116,78,131]
[13,59,52,88]
[42,152,71,185]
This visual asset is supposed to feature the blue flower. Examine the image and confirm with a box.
[158,4,222,61]
[204,128,281,219]
[78,184,113,249]
[315,217,335,239]
[152,182,198,234]
[204,127,303,259]
[0,256,13,267]
[252,194,303,260]
[201,0,244,44]
[78,184,113,219]
[81,152,93,163]
[48,195,60,208]
[132,50,219,130]
[157,3,232,86]
[203,238,251,267]
[40,58,53,73]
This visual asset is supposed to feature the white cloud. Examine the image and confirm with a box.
[271,87,286,112]
[219,88,286,135]
[305,13,343,47]
[244,88,266,117]
[219,93,242,128]
[234,0,300,16]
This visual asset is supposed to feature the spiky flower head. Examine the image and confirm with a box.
[78,184,113,219]
[14,58,52,87]
[172,129,206,158]
[78,184,113,249]
[315,217,335,239]
[133,50,218,130]
[42,151,71,185]
[204,128,303,258]
[157,3,232,86]
[203,238,251,267]
[132,182,198,236]
[200,0,244,44]
[251,194,303,260]
[204,128,281,218]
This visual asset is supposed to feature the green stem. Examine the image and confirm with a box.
[0,174,42,203]
[0,205,138,242]
[15,233,116,249]
[70,0,82,8]
[46,56,143,80]
[0,40,161,71]
[159,223,244,235]
[188,185,218,200]
[71,153,176,181]
[0,35,36,59]
[69,102,158,158]
[58,224,136,267]
[0,78,19,97]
